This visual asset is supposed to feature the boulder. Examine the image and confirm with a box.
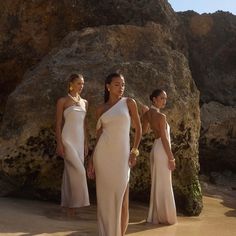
[178,11,236,179]
[0,23,202,215]
[178,11,236,106]
[200,101,236,172]
[0,0,177,111]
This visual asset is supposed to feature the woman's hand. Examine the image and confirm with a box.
[128,153,137,168]
[168,159,176,171]
[87,158,95,179]
[56,143,65,158]
[141,104,149,115]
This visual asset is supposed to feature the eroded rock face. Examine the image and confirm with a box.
[178,11,236,177]
[0,23,202,215]
[200,102,236,173]
[178,11,236,106]
[0,0,177,112]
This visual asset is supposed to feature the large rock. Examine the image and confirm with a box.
[178,11,236,177]
[200,101,236,173]
[0,0,177,112]
[0,23,202,215]
[178,11,236,106]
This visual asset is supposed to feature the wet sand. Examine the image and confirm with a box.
[0,191,236,236]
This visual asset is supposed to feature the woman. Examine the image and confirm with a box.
[56,73,90,217]
[142,89,177,225]
[88,73,142,236]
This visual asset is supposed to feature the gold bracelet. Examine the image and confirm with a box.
[130,148,139,157]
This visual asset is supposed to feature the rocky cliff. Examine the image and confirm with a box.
[178,11,236,173]
[0,0,177,113]
[0,21,202,215]
[6,0,236,216]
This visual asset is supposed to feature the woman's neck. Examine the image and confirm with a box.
[69,91,79,97]
[108,95,122,104]
[150,104,160,112]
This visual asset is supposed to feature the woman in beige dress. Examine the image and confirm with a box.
[88,72,142,236]
[142,89,177,225]
[56,73,90,217]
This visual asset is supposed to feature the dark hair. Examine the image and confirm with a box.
[149,89,165,102]
[104,72,124,102]
[67,73,83,92]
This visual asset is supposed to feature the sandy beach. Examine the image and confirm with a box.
[0,186,236,236]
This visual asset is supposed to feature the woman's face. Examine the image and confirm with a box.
[153,91,167,108]
[70,77,84,94]
[107,76,125,98]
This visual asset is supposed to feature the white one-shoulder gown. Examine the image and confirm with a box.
[93,97,131,236]
[147,123,177,225]
[61,100,90,208]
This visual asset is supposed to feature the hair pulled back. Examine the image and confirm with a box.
[149,89,165,102]
[104,72,123,103]
[67,73,83,92]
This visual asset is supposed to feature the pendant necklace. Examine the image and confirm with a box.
[68,93,81,106]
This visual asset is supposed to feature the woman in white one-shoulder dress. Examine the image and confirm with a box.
[88,73,142,236]
[56,73,90,217]
[142,89,177,225]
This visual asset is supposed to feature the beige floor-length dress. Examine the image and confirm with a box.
[93,97,131,236]
[147,123,177,224]
[61,100,90,208]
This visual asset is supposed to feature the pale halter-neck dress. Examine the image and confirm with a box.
[93,97,131,236]
[61,99,90,208]
[147,122,177,225]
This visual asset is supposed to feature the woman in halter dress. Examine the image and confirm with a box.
[56,73,90,217]
[88,73,142,236]
[142,89,177,225]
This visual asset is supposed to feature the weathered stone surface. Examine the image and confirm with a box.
[178,11,236,177]
[178,11,236,106]
[200,101,236,173]
[0,23,202,215]
[0,0,177,112]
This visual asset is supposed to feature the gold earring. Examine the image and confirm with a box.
[69,86,73,91]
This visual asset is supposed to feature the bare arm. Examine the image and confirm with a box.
[159,115,173,160]
[84,100,89,157]
[141,111,149,135]
[159,114,175,171]
[127,98,142,167]
[87,104,104,179]
[127,98,142,149]
[95,105,104,144]
[55,98,65,157]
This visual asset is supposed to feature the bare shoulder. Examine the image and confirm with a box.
[150,109,165,119]
[142,109,150,122]
[126,97,137,109]
[57,97,67,106]
[126,97,136,105]
[158,112,167,122]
